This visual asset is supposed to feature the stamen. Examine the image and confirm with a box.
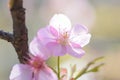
[29,56,44,70]
[57,32,69,45]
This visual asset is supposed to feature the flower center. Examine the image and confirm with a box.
[32,60,41,69]
[57,32,69,45]
[30,56,44,70]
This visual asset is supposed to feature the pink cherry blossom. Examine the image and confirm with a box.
[37,14,91,58]
[9,38,58,80]
[29,38,51,60]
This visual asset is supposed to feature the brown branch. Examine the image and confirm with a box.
[0,0,29,63]
[9,0,29,63]
[0,30,13,42]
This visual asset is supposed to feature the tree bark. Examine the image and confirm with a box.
[0,30,13,42]
[10,0,29,63]
[0,0,29,63]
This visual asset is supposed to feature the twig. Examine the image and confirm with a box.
[74,57,104,79]
[0,30,13,42]
[58,56,60,80]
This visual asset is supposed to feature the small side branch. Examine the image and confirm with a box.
[0,30,13,42]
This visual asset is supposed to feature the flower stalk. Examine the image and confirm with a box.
[58,56,60,80]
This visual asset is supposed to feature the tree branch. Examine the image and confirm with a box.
[0,30,13,42]
[9,0,29,63]
[0,0,29,63]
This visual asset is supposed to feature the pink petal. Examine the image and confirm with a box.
[29,38,40,56]
[37,27,56,46]
[37,66,58,80]
[66,43,85,58]
[70,34,91,47]
[71,24,88,35]
[49,26,59,37]
[9,64,32,80]
[70,25,91,47]
[49,14,71,33]
[46,42,66,56]
[30,37,52,60]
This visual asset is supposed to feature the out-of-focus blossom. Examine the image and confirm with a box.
[9,38,58,80]
[60,68,68,80]
[37,14,91,58]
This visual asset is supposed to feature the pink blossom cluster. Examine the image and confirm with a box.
[9,14,91,80]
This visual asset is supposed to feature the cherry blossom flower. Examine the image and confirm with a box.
[9,38,58,80]
[37,14,91,58]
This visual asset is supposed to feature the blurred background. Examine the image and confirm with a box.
[0,0,120,80]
